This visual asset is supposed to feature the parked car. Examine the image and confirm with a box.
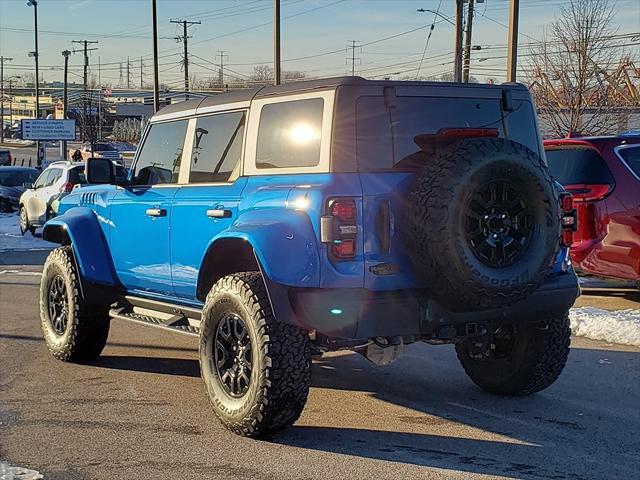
[0,166,39,212]
[40,77,578,437]
[544,132,640,282]
[71,142,123,162]
[0,149,12,166]
[19,161,87,235]
[109,141,138,167]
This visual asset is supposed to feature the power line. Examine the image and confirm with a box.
[416,0,443,80]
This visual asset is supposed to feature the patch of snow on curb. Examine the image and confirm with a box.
[0,213,56,252]
[570,307,640,347]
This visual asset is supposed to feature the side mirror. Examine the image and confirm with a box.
[86,157,116,184]
[23,182,33,189]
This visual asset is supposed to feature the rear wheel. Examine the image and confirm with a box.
[199,272,311,437]
[40,247,111,362]
[455,312,571,395]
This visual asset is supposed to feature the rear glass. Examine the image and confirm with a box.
[545,147,614,185]
[617,146,640,178]
[355,96,539,171]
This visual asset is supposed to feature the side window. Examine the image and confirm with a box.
[618,146,640,178]
[33,170,51,189]
[256,98,323,169]
[46,168,63,186]
[133,120,188,185]
[189,111,246,183]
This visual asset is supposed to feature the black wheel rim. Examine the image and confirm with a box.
[490,324,517,360]
[214,313,253,398]
[47,274,69,335]
[465,180,533,268]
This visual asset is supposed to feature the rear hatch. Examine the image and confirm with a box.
[544,142,614,255]
[351,85,542,290]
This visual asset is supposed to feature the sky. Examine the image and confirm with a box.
[0,0,638,89]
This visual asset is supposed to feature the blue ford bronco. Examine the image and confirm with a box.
[39,77,579,437]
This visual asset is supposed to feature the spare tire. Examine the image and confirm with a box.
[402,138,561,311]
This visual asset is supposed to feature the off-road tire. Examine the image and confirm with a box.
[40,246,111,362]
[19,205,35,236]
[402,138,561,311]
[455,312,571,395]
[199,272,311,437]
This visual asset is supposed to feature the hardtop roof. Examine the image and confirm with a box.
[153,76,528,118]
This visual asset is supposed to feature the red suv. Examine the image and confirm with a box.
[544,133,640,282]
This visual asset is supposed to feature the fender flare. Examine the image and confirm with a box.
[206,208,321,288]
[42,207,119,287]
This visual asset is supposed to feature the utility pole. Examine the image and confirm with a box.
[217,51,228,88]
[462,0,475,83]
[61,50,70,160]
[0,56,12,143]
[27,0,41,165]
[274,0,281,85]
[72,39,98,142]
[507,0,520,82]
[151,0,160,112]
[347,40,361,76]
[126,56,131,89]
[453,0,464,82]
[140,56,144,89]
[170,19,201,99]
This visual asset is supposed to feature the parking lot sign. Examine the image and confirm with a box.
[21,119,76,141]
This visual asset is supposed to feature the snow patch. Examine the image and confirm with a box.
[570,307,640,347]
[0,213,56,252]
[0,461,43,480]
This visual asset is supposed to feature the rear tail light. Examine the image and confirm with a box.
[559,192,578,247]
[60,182,74,193]
[564,184,613,203]
[321,198,357,259]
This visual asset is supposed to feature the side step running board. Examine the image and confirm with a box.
[109,308,200,337]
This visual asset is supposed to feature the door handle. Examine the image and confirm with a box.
[206,209,232,219]
[146,208,166,217]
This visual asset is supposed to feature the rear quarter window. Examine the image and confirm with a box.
[545,147,615,185]
[256,98,323,169]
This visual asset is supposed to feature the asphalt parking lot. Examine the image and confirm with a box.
[1,256,638,480]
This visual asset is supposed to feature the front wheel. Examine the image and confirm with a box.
[455,312,571,396]
[19,206,35,236]
[199,272,311,437]
[40,247,111,362]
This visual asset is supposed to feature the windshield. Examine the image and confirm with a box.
[356,96,540,171]
[0,169,38,187]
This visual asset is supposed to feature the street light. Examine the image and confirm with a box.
[417,8,455,26]
[27,0,41,165]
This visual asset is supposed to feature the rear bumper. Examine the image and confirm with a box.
[269,272,580,339]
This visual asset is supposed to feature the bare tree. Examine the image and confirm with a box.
[527,0,627,137]
[67,76,106,148]
[248,66,307,86]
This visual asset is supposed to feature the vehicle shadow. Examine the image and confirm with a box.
[580,288,640,302]
[271,344,639,479]
[95,355,201,378]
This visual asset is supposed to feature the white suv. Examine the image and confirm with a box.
[19,162,86,235]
